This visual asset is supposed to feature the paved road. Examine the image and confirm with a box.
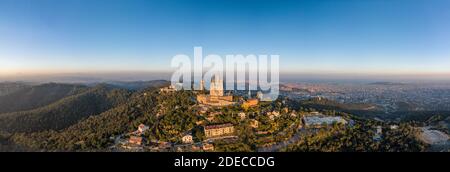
[257,128,313,152]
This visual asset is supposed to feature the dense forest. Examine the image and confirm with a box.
[283,121,426,152]
[0,82,30,96]
[0,83,87,114]
[104,80,169,90]
[0,84,130,133]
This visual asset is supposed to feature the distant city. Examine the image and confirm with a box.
[281,82,450,113]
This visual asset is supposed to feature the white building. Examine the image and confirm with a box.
[137,124,149,134]
[290,111,297,117]
[257,91,263,100]
[266,111,280,119]
[373,126,383,141]
[272,111,280,117]
[376,126,382,134]
[238,112,246,120]
[390,125,399,130]
[250,119,259,128]
[182,134,194,144]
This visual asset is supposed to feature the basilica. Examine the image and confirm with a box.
[196,77,235,106]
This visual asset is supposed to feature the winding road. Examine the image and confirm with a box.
[257,128,313,152]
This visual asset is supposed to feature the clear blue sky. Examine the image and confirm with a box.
[0,0,449,75]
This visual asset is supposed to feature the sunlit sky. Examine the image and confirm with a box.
[1,0,450,77]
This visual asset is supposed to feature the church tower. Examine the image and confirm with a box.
[200,79,205,91]
[210,75,224,97]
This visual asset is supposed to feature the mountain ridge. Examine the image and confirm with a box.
[0,85,131,133]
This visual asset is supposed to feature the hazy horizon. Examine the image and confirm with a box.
[2,71,450,84]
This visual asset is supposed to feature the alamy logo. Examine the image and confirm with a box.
[171,47,280,101]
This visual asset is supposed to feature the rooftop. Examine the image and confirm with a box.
[204,123,234,130]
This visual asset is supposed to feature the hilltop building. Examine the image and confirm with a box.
[266,111,281,120]
[203,123,235,138]
[242,98,259,109]
[137,124,149,134]
[200,79,205,91]
[250,119,259,128]
[257,91,263,100]
[390,125,399,130]
[182,133,194,144]
[238,112,246,120]
[197,76,235,106]
[373,126,382,141]
[290,110,297,117]
[160,85,176,93]
[129,136,143,146]
[256,91,274,101]
[210,77,224,97]
[202,143,215,151]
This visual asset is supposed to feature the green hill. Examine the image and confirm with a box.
[0,85,130,133]
[105,80,170,90]
[0,82,30,96]
[0,83,87,114]
[10,88,195,151]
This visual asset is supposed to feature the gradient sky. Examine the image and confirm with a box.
[1,0,450,76]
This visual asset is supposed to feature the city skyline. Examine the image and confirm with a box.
[1,0,450,78]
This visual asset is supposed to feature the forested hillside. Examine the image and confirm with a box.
[9,88,195,151]
[0,85,130,133]
[0,83,87,114]
[105,80,170,90]
[0,82,30,96]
